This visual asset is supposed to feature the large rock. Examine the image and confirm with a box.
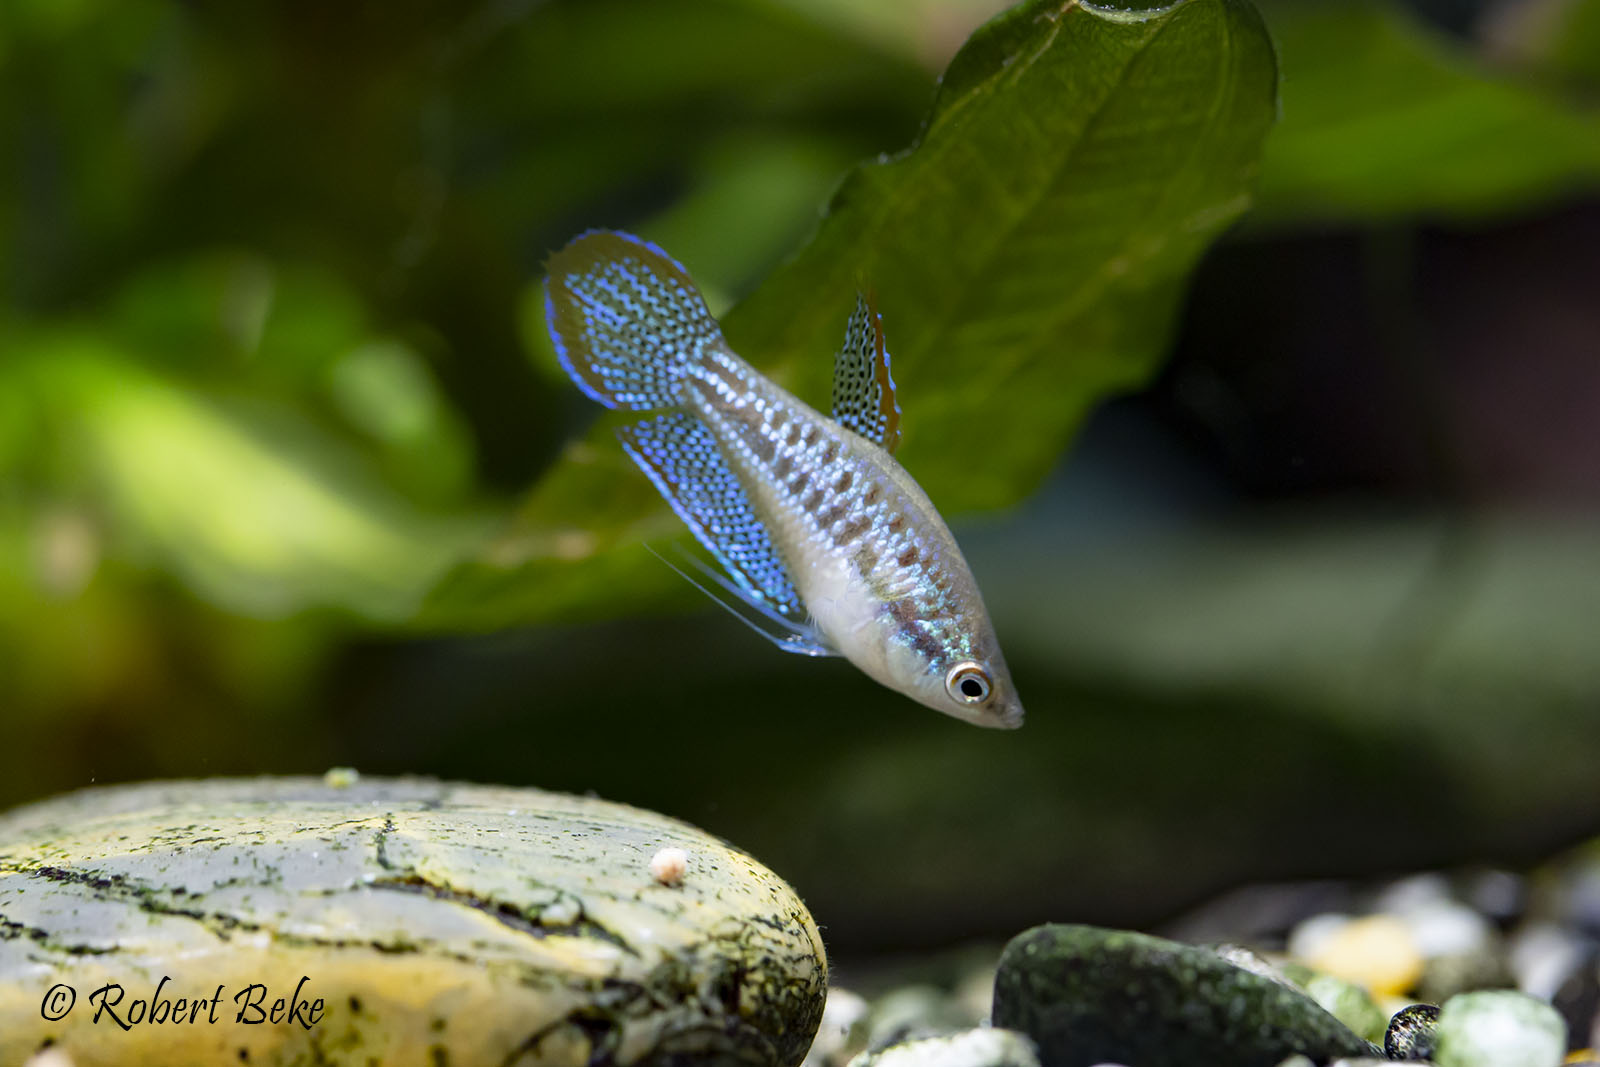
[0,776,827,1067]
[991,924,1377,1067]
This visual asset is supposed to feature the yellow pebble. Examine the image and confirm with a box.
[1303,915,1424,997]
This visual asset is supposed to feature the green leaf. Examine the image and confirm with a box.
[105,252,478,506]
[421,0,1278,628]
[723,0,1277,509]
[1,331,489,621]
[1253,0,1600,222]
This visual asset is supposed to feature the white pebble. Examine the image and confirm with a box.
[1433,990,1566,1067]
[650,847,689,886]
[25,1051,75,1067]
[820,988,870,1034]
[801,988,870,1067]
[846,1028,1039,1067]
[1401,901,1492,959]
[1510,922,1587,999]
[1287,912,1351,961]
[1375,873,1454,914]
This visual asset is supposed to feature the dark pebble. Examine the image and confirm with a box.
[991,924,1379,1067]
[1384,1003,1440,1060]
[1551,944,1600,1051]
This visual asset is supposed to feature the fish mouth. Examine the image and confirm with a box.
[981,702,1025,730]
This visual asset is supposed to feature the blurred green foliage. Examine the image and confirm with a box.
[426,0,1278,627]
[0,0,1597,873]
[1255,0,1600,221]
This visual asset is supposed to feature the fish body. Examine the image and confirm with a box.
[544,231,1022,729]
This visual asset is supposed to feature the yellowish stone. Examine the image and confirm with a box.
[1302,915,1424,997]
[0,777,827,1067]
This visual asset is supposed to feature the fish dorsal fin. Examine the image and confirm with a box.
[617,412,833,654]
[831,292,901,453]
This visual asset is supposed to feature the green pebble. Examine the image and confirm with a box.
[1304,974,1388,1044]
[991,925,1379,1067]
[1433,991,1567,1067]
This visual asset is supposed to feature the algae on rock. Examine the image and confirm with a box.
[0,776,827,1067]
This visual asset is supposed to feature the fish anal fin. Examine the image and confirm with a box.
[617,412,813,632]
[830,291,902,453]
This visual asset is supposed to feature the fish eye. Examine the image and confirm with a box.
[945,661,991,704]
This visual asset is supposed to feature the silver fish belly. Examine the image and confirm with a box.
[544,230,1022,728]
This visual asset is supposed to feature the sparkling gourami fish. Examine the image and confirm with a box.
[544,231,1022,729]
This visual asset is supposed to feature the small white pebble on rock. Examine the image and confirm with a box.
[651,846,690,886]
[1433,990,1567,1067]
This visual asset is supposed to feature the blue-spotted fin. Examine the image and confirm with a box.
[544,230,1022,729]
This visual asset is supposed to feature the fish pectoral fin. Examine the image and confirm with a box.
[830,291,901,453]
[618,412,825,648]
[645,543,839,658]
[667,545,839,655]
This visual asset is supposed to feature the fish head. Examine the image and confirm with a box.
[876,621,1024,729]
[933,652,1025,729]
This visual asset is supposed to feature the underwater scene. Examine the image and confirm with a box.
[1,0,1599,1064]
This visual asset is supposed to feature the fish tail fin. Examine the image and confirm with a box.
[543,230,723,410]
